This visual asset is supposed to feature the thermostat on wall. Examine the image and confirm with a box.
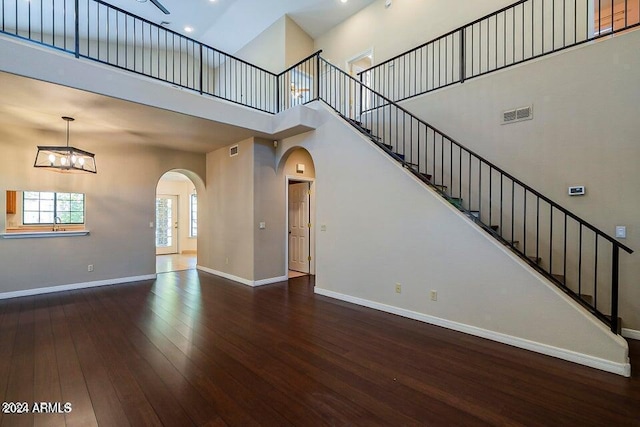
[568,186,585,196]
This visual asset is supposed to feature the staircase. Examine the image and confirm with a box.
[303,56,633,334]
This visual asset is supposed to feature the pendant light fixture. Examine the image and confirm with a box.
[33,116,97,174]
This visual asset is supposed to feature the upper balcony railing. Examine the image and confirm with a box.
[358,0,640,103]
[0,0,279,113]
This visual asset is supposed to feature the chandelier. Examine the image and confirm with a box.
[33,116,97,174]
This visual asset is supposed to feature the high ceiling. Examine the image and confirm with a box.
[2,0,376,155]
[105,0,377,55]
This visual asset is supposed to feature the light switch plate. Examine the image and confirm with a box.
[259,222,266,229]
[615,226,626,239]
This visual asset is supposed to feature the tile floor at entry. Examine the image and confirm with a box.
[157,254,310,279]
[156,254,197,273]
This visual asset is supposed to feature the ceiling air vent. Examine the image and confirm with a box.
[502,105,533,124]
[229,144,239,157]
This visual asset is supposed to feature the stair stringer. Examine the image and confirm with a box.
[278,102,630,376]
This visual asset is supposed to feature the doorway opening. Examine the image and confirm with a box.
[288,180,311,278]
[156,171,198,273]
[347,49,373,119]
[281,148,316,279]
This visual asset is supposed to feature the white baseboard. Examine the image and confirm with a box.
[254,275,289,287]
[314,287,631,377]
[196,266,287,287]
[622,328,640,341]
[0,274,157,300]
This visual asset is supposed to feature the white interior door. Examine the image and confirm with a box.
[156,195,178,255]
[288,182,310,273]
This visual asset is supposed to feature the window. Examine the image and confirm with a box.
[23,192,85,225]
[190,193,197,237]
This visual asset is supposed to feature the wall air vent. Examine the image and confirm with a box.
[502,105,533,124]
[516,106,532,120]
[229,144,239,157]
[503,110,517,123]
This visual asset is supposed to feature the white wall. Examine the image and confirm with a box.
[203,138,255,280]
[284,16,315,68]
[235,17,287,74]
[315,0,514,69]
[276,103,629,375]
[400,30,640,331]
[253,140,286,281]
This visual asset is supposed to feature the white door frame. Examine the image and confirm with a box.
[345,48,374,76]
[346,48,374,119]
[156,194,179,255]
[285,176,316,276]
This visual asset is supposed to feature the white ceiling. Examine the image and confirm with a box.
[104,0,376,55]
[0,71,267,153]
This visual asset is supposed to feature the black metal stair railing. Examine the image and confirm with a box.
[358,0,640,103]
[315,56,632,334]
[0,0,279,113]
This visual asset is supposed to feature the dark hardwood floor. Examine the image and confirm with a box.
[0,271,638,426]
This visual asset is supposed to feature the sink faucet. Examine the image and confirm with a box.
[53,216,61,231]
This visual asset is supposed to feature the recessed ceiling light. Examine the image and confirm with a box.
[341,0,348,3]
[184,26,194,33]
[136,0,148,3]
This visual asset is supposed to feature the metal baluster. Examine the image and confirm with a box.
[550,205,554,275]
[460,27,466,83]
[74,0,79,57]
[523,188,527,256]
[489,166,493,228]
[578,224,583,299]
[594,235,599,309]
[611,245,620,333]
[468,154,472,210]
[511,181,515,247]
[478,159,482,220]
[563,213,567,286]
[536,197,540,263]
[553,0,556,49]
[500,174,504,238]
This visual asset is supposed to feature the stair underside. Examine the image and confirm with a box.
[342,115,621,334]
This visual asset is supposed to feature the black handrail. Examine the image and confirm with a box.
[319,56,632,334]
[359,0,640,103]
[278,50,323,77]
[275,50,322,112]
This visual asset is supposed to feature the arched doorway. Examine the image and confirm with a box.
[155,170,199,273]
[279,148,316,278]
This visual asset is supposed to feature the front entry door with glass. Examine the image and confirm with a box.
[156,195,178,255]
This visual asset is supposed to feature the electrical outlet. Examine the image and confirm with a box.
[88,264,94,272]
[395,283,402,294]
[430,290,437,301]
